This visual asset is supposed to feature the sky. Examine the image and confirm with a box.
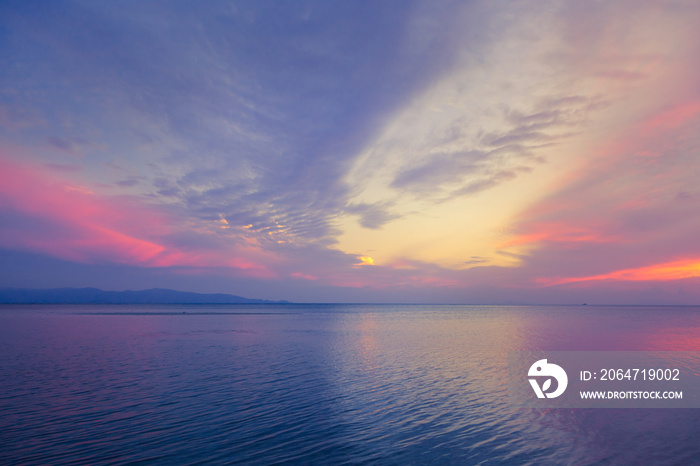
[2,0,700,304]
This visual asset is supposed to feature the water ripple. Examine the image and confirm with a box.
[1,304,699,464]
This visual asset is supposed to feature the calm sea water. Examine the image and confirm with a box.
[1,304,699,465]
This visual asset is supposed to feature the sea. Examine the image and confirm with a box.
[1,304,699,465]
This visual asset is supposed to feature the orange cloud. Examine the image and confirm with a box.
[540,258,700,286]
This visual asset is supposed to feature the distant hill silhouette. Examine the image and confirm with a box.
[0,287,288,304]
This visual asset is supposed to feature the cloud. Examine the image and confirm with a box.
[1,1,523,272]
[0,159,168,265]
[464,256,489,266]
[0,0,477,256]
[390,150,486,191]
[0,157,274,275]
[502,73,700,290]
[114,177,142,187]
[341,6,611,218]
[540,259,700,286]
[345,203,398,229]
[45,136,77,152]
[2,0,700,303]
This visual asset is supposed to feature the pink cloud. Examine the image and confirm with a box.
[500,223,621,249]
[290,272,319,281]
[0,156,273,276]
[641,101,700,132]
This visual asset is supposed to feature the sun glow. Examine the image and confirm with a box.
[357,256,374,266]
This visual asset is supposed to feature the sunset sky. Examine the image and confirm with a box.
[2,0,700,303]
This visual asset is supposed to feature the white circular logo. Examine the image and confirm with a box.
[528,359,568,398]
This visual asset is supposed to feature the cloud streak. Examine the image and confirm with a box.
[541,259,700,286]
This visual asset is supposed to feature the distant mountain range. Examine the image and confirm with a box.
[0,287,288,304]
